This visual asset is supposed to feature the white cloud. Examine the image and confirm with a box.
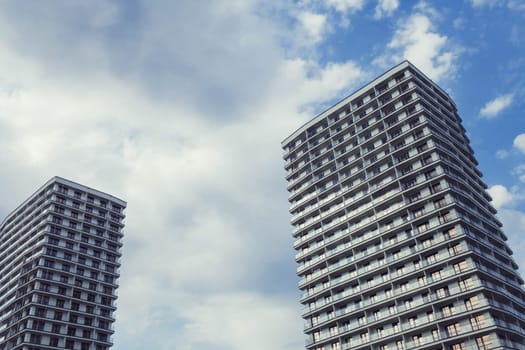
[469,0,501,7]
[496,149,510,159]
[0,2,371,350]
[374,0,399,19]
[479,93,514,118]
[297,11,328,45]
[508,0,525,10]
[325,0,365,13]
[379,6,458,81]
[488,184,515,209]
[514,134,525,154]
[495,208,525,273]
[513,164,525,182]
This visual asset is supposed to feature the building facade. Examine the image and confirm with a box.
[0,177,126,350]
[282,61,525,350]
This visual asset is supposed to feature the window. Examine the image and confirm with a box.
[47,248,58,256]
[417,222,429,232]
[67,326,77,336]
[66,340,74,349]
[413,207,425,218]
[442,304,454,317]
[431,270,442,281]
[459,278,473,291]
[426,253,437,264]
[42,270,54,280]
[83,329,92,338]
[412,335,422,346]
[52,323,61,333]
[446,323,461,336]
[451,343,466,350]
[33,320,45,330]
[453,260,468,274]
[476,335,492,350]
[30,334,42,344]
[470,315,485,330]
[434,197,447,208]
[436,286,450,298]
[50,337,59,346]
[97,333,108,341]
[449,244,462,255]
[465,295,480,310]
[360,332,370,343]
[439,211,453,224]
[389,305,397,315]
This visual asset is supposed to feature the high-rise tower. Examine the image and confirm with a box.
[0,177,126,350]
[282,61,525,350]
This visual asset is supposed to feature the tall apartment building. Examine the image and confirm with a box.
[0,177,126,350]
[282,61,525,350]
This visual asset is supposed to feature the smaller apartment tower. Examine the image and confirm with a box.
[282,61,525,350]
[0,177,126,350]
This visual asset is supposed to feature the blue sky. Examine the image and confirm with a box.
[0,1,524,349]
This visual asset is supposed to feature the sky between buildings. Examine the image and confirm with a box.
[0,1,524,349]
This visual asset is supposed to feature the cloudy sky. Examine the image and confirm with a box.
[0,1,524,349]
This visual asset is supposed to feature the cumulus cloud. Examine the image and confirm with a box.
[495,207,525,272]
[377,3,458,81]
[488,184,515,209]
[469,0,501,7]
[480,93,514,118]
[514,134,525,154]
[508,0,525,10]
[325,0,365,13]
[297,11,329,45]
[496,149,510,159]
[374,0,400,19]
[513,164,525,183]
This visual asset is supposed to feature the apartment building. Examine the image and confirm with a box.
[0,177,125,350]
[282,61,525,350]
